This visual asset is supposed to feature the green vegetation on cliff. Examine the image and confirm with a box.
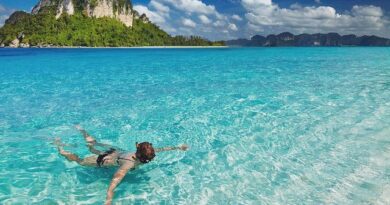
[0,7,224,47]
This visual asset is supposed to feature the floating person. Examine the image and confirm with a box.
[54,125,188,205]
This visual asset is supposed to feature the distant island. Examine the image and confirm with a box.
[226,32,390,47]
[0,0,224,48]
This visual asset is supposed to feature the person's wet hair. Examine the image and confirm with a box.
[135,142,156,163]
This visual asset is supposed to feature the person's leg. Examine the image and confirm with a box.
[75,125,97,145]
[75,125,103,155]
[55,141,98,166]
[57,145,82,163]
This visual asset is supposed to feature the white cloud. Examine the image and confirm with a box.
[352,5,383,17]
[134,5,166,23]
[199,15,211,24]
[160,0,217,15]
[133,0,237,40]
[228,23,238,31]
[133,0,390,40]
[182,18,196,27]
[290,3,302,10]
[0,4,6,13]
[232,14,243,21]
[242,0,389,37]
[242,0,272,8]
[213,20,225,27]
[150,0,170,14]
[0,4,15,27]
[315,0,321,4]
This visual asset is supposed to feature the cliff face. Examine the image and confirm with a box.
[87,0,133,27]
[56,0,75,19]
[32,0,133,27]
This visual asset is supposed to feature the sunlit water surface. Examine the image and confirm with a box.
[0,48,389,204]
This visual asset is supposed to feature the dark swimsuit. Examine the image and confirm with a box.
[96,148,136,167]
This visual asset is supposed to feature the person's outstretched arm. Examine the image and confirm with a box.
[155,144,189,153]
[105,163,134,205]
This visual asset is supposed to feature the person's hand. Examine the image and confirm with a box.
[52,137,62,146]
[179,144,189,151]
[104,199,112,205]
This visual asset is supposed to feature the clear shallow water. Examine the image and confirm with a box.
[0,47,389,205]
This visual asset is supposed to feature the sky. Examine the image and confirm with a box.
[0,0,389,40]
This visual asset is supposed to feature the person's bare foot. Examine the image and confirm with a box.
[52,137,65,152]
[180,144,189,151]
[53,137,62,146]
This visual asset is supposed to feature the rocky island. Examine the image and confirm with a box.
[0,0,224,47]
[226,32,390,47]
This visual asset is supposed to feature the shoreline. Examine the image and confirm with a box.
[0,46,228,49]
[2,45,390,49]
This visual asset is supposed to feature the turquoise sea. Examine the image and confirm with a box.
[0,48,389,204]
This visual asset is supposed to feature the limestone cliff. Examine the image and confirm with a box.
[32,0,134,27]
[86,0,133,27]
[56,0,75,19]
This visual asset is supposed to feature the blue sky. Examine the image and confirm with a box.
[1,0,390,40]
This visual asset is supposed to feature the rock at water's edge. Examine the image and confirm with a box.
[9,39,20,48]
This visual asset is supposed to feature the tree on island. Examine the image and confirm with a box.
[0,0,224,47]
